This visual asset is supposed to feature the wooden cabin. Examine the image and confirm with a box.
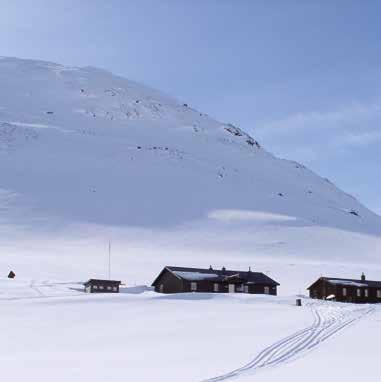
[307,273,381,303]
[84,279,121,293]
[151,266,279,295]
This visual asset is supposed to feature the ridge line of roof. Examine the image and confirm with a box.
[165,265,265,274]
[322,276,381,283]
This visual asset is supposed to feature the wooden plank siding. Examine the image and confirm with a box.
[308,277,381,304]
[83,279,121,293]
[153,269,183,293]
[152,267,279,295]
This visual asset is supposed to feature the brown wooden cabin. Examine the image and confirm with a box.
[84,279,121,293]
[307,273,381,304]
[151,266,279,295]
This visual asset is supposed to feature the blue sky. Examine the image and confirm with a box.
[1,0,380,214]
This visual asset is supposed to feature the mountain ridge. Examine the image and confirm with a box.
[0,57,380,282]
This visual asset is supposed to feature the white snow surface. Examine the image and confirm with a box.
[173,271,219,280]
[1,57,381,381]
[327,279,368,287]
[1,279,380,382]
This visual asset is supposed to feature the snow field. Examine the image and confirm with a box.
[0,280,309,381]
[1,279,378,382]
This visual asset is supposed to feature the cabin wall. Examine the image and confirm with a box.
[249,284,277,295]
[157,277,277,295]
[309,279,336,300]
[154,270,184,293]
[85,282,120,293]
[182,280,226,293]
[309,279,381,304]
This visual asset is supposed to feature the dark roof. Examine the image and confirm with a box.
[152,266,279,286]
[84,279,121,286]
[307,277,381,290]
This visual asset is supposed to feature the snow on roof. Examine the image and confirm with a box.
[173,271,219,281]
[327,279,368,287]
[162,266,280,286]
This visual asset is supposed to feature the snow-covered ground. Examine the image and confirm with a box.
[1,279,379,382]
[1,57,381,380]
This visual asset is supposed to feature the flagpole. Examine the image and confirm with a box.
[108,240,111,280]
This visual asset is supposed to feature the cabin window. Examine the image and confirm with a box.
[365,289,369,298]
[190,282,197,291]
[99,285,104,290]
[236,284,244,292]
[113,286,117,292]
[377,290,381,298]
[356,288,361,297]
[93,285,98,290]
[342,287,347,297]
[107,286,112,291]
[264,286,270,294]
[159,284,164,293]
[244,285,249,293]
[213,283,219,292]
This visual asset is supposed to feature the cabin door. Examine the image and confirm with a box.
[229,284,235,293]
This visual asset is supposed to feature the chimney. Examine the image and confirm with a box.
[222,266,226,272]
[361,272,366,282]
[248,266,252,273]
[209,265,213,270]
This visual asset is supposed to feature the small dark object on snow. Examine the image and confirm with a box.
[183,103,188,107]
[8,271,16,279]
[296,298,302,307]
[246,139,261,148]
[80,89,85,93]
[46,111,54,115]
[278,193,284,197]
[225,124,243,137]
[136,100,140,103]
[137,146,142,149]
[349,210,360,217]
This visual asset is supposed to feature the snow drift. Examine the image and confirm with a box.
[0,57,380,284]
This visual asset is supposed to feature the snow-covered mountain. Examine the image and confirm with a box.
[0,57,380,285]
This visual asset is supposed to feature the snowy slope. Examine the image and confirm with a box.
[0,56,380,285]
[1,57,381,382]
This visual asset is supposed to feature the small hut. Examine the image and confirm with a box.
[307,273,381,303]
[84,279,121,293]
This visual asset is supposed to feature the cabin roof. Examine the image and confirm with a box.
[152,266,279,286]
[307,277,381,290]
[84,279,121,286]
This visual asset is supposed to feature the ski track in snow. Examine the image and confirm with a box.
[0,280,84,301]
[202,301,374,381]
